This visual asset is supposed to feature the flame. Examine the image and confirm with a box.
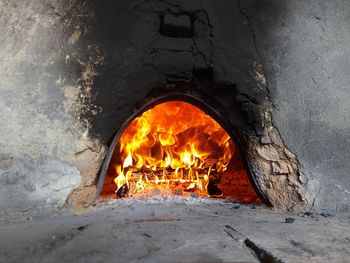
[113,101,234,197]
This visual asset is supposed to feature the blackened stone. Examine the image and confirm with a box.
[231,204,240,209]
[153,36,192,51]
[160,14,192,38]
[241,104,262,126]
[116,184,128,197]
[194,54,211,72]
[153,50,194,78]
[207,181,223,196]
[77,225,85,231]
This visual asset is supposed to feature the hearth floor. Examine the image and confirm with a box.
[0,197,349,263]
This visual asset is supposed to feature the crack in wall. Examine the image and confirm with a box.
[244,239,284,263]
[224,225,284,263]
[236,0,264,69]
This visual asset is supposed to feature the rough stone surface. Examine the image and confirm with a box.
[0,156,80,220]
[0,198,349,263]
[271,161,289,175]
[247,132,304,211]
[163,14,191,30]
[256,145,280,161]
[68,138,107,210]
[161,14,192,38]
[153,36,193,51]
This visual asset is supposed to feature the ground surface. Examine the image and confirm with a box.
[0,197,349,263]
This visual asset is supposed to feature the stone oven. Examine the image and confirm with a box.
[1,1,350,262]
[2,0,350,221]
[65,2,304,211]
[89,75,303,210]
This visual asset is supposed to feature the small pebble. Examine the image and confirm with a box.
[141,233,152,238]
[285,217,295,223]
[77,225,85,231]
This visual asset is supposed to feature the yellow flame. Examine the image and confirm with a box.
[113,101,235,197]
[123,153,133,168]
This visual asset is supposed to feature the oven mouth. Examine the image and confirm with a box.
[94,93,271,205]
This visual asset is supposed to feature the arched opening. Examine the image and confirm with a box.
[97,98,263,204]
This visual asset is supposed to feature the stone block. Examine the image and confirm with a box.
[271,161,289,175]
[153,50,194,78]
[160,14,192,38]
[256,145,280,161]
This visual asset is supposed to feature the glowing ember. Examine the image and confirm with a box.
[113,101,235,197]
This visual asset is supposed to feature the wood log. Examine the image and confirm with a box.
[124,167,223,182]
[116,184,128,197]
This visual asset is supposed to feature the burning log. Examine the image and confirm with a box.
[114,164,226,197]
[207,180,223,196]
[183,182,197,192]
[116,183,128,197]
[126,167,219,181]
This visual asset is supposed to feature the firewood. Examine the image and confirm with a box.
[116,184,128,197]
[126,167,221,181]
[207,180,222,196]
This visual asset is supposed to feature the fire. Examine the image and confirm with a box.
[113,101,235,197]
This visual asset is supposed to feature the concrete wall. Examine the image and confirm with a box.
[0,0,349,219]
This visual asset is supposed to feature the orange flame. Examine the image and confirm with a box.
[114,101,234,197]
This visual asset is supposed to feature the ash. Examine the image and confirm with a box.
[94,195,239,209]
